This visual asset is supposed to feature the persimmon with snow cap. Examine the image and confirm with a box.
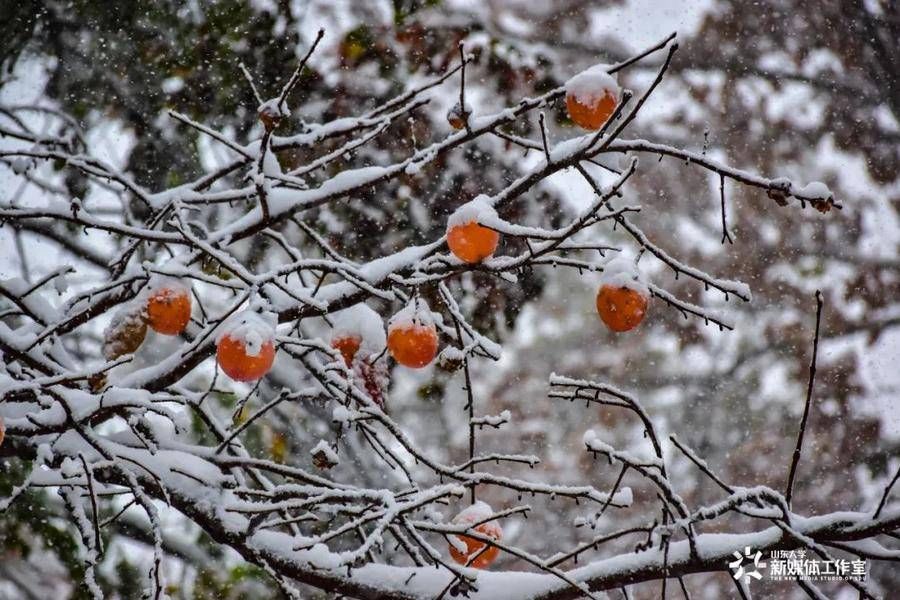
[446,101,471,130]
[331,304,389,405]
[448,501,503,568]
[330,303,386,367]
[387,298,438,368]
[217,311,277,382]
[446,195,500,264]
[596,257,650,332]
[565,65,620,130]
[145,278,192,336]
[258,98,289,132]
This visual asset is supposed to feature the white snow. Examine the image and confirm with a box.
[565,65,620,106]
[11,157,31,174]
[142,274,190,300]
[452,500,504,538]
[446,501,504,558]
[331,404,352,423]
[471,410,512,428]
[599,256,650,299]
[53,271,70,294]
[612,486,633,506]
[310,440,339,466]
[437,345,465,363]
[330,303,386,359]
[388,297,435,332]
[217,311,276,357]
[795,180,832,200]
[582,429,603,448]
[583,429,663,469]
[448,101,473,116]
[447,194,499,230]
[0,277,60,324]
[161,76,185,94]
[102,302,147,359]
[258,97,291,119]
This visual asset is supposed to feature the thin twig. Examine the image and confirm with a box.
[539,112,552,163]
[785,290,824,508]
[874,463,900,518]
[240,62,264,104]
[277,28,326,111]
[78,453,104,557]
[720,174,733,244]
[458,42,471,133]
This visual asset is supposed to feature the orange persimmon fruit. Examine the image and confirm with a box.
[332,335,362,367]
[449,522,502,568]
[258,101,284,132]
[146,287,191,335]
[387,323,438,368]
[596,284,648,332]
[447,102,469,130]
[448,504,503,569]
[447,221,500,264]
[447,196,500,264]
[217,334,276,382]
[566,89,618,130]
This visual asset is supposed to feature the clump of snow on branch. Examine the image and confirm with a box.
[311,440,340,468]
[795,180,833,201]
[471,410,511,428]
